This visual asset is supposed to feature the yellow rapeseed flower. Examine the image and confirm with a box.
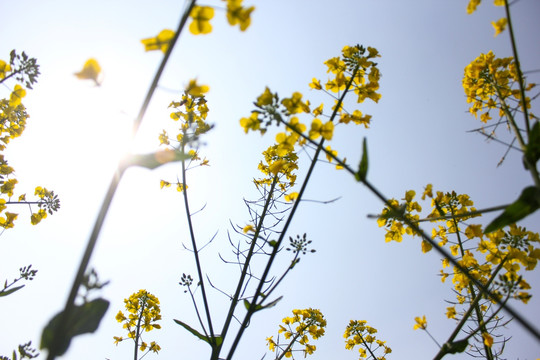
[0,60,11,79]
[413,315,427,330]
[466,0,481,14]
[141,29,175,53]
[309,119,334,140]
[226,0,255,31]
[240,112,260,133]
[74,58,101,85]
[491,17,508,37]
[189,6,214,35]
[185,79,209,97]
[9,85,26,107]
[482,332,494,347]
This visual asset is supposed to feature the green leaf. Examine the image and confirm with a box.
[243,299,263,312]
[442,339,468,354]
[0,284,25,297]
[485,186,540,233]
[355,138,368,181]
[173,319,223,347]
[289,258,300,269]
[524,121,540,168]
[120,150,192,170]
[244,296,282,313]
[268,240,277,248]
[40,298,109,356]
[261,296,282,310]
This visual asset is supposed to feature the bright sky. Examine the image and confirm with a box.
[1,0,540,359]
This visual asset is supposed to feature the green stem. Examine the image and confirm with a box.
[433,256,508,360]
[134,295,148,360]
[225,64,361,360]
[504,0,531,135]
[45,3,196,358]
[390,204,509,223]
[360,335,379,359]
[131,0,197,136]
[0,63,34,85]
[188,283,210,340]
[275,322,310,360]
[46,169,124,359]
[424,329,441,348]
[180,147,216,345]
[262,252,300,301]
[226,137,324,360]
[503,0,540,187]
[452,213,493,360]
[286,130,540,342]
[364,178,540,341]
[216,178,279,359]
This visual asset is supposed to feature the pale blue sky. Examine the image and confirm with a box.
[1,0,539,359]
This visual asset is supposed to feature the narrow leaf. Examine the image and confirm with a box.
[121,150,192,170]
[524,121,540,168]
[261,296,283,310]
[40,298,109,356]
[485,186,540,233]
[243,299,264,312]
[443,339,469,354]
[0,284,25,297]
[174,319,211,345]
[355,138,368,181]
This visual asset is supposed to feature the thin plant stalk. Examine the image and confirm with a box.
[180,146,216,345]
[226,64,362,360]
[217,177,279,356]
[503,0,540,187]
[45,1,197,358]
[451,212,494,360]
[280,114,540,341]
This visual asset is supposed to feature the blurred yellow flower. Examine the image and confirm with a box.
[9,84,26,107]
[413,315,427,330]
[185,79,209,97]
[482,332,494,347]
[0,60,11,79]
[189,6,214,35]
[141,29,175,53]
[491,17,507,37]
[74,58,101,85]
[226,0,254,31]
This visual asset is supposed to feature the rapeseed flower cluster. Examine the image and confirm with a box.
[158,80,211,192]
[344,320,392,360]
[241,44,380,139]
[113,289,162,354]
[266,308,326,358]
[1,53,59,229]
[376,190,423,243]
[378,185,540,355]
[462,51,535,123]
[241,45,381,197]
